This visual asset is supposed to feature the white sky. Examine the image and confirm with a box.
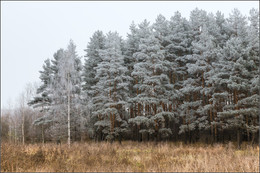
[1,1,259,108]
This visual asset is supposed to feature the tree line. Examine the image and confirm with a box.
[1,8,259,148]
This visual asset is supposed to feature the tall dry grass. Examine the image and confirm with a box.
[1,141,259,172]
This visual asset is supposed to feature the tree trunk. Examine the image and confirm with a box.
[113,114,115,132]
[237,128,241,149]
[209,95,213,143]
[234,90,241,149]
[251,132,255,146]
[130,105,133,118]
[214,103,217,142]
[202,72,205,106]
[14,122,17,144]
[184,131,187,144]
[138,103,141,116]
[246,115,250,142]
[153,104,157,115]
[67,73,71,148]
[110,113,113,133]
[42,125,45,144]
[172,72,175,84]
[134,103,137,117]
[8,115,12,142]
[22,109,25,145]
[169,71,172,84]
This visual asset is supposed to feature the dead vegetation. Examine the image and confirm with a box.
[1,141,259,172]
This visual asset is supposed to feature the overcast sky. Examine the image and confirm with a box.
[1,1,259,108]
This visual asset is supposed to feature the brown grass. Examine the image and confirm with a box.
[1,141,259,172]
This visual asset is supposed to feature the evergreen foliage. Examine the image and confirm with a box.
[29,8,259,145]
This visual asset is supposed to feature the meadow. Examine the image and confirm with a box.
[1,141,259,172]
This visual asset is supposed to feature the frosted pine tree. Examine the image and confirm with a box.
[216,9,253,148]
[29,50,67,142]
[225,8,248,42]
[124,22,139,72]
[130,19,174,141]
[152,14,178,141]
[28,59,53,143]
[217,39,247,148]
[235,8,259,145]
[124,22,140,120]
[127,20,150,141]
[191,23,220,143]
[178,9,207,143]
[216,23,248,148]
[82,31,106,137]
[153,14,170,48]
[83,31,105,94]
[214,11,229,48]
[92,32,130,142]
[164,12,192,140]
[28,59,52,110]
[189,8,208,41]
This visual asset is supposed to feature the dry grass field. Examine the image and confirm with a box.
[1,141,259,172]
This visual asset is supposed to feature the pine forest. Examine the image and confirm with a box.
[1,8,259,172]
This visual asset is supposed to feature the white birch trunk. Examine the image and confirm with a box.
[22,109,25,145]
[67,73,71,147]
[14,121,17,144]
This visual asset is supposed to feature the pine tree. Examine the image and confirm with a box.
[165,11,192,141]
[124,22,139,72]
[123,22,140,120]
[28,59,52,110]
[152,14,178,141]
[130,19,175,141]
[226,8,248,42]
[153,14,170,48]
[82,31,106,138]
[215,9,252,148]
[192,24,219,143]
[214,11,229,48]
[83,30,106,95]
[178,8,208,143]
[236,8,260,145]
[28,59,55,143]
[92,32,130,142]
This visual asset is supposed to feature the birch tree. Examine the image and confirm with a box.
[48,40,82,147]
